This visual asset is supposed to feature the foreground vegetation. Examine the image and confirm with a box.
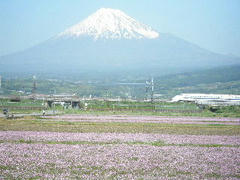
[0,114,239,179]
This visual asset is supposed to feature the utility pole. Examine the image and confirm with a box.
[151,77,154,103]
[32,75,37,95]
[146,77,154,103]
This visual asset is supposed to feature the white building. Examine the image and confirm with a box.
[171,93,240,106]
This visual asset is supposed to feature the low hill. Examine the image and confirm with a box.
[154,65,240,98]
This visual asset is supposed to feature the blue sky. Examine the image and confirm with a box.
[0,0,240,56]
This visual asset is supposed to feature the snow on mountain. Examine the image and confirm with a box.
[58,8,159,40]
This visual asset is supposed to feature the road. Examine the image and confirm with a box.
[0,110,61,118]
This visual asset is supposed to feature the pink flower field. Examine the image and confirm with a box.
[45,115,240,125]
[0,143,239,179]
[0,131,239,145]
[0,114,239,179]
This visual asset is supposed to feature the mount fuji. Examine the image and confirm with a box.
[0,8,239,77]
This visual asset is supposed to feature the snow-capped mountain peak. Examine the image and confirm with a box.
[58,8,159,40]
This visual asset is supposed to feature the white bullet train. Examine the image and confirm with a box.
[171,93,240,106]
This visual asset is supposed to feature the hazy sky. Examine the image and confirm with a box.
[0,0,240,56]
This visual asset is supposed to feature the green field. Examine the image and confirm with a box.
[0,116,239,135]
[1,98,240,117]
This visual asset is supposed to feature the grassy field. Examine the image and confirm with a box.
[1,98,240,117]
[0,116,239,135]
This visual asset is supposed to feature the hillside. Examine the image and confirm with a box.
[1,65,240,99]
[154,65,240,98]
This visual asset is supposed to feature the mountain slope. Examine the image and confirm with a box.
[0,8,239,77]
